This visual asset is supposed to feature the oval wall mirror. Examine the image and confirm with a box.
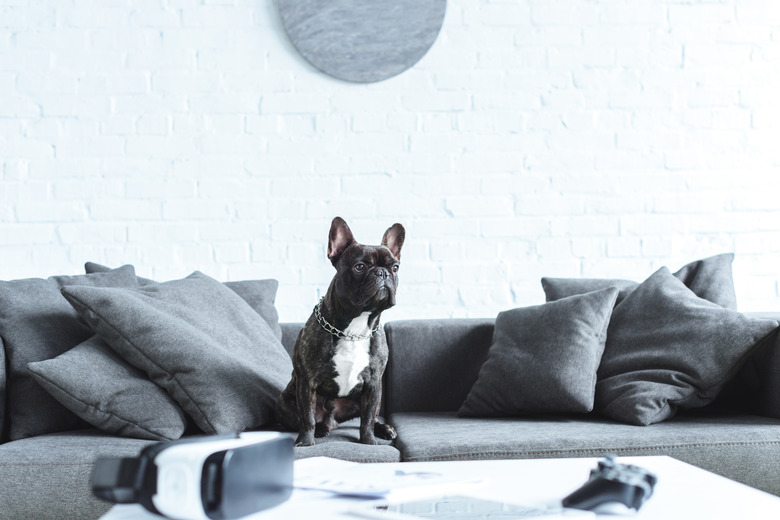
[277,0,447,83]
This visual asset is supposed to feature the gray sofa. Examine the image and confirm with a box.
[382,316,780,496]
[3,254,780,519]
[2,315,780,520]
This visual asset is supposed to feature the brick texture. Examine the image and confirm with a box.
[1,0,779,321]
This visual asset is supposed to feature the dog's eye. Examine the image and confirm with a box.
[392,264,399,273]
[354,263,365,273]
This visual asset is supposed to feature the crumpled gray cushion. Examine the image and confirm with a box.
[25,267,287,442]
[61,271,293,434]
[0,266,139,441]
[85,261,156,286]
[542,253,738,309]
[596,267,779,426]
[84,261,283,341]
[223,279,283,341]
[27,335,188,441]
[672,253,738,310]
[542,278,637,306]
[459,288,619,417]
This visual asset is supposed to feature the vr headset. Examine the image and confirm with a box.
[92,432,293,520]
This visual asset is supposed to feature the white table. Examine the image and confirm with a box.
[101,456,780,520]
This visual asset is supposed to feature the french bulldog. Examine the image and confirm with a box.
[275,217,405,447]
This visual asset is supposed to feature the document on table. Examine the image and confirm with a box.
[293,457,488,501]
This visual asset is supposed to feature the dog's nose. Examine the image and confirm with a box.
[374,267,390,280]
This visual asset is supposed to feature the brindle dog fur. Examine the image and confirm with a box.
[275,217,405,447]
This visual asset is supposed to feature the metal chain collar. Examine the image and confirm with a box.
[314,297,380,341]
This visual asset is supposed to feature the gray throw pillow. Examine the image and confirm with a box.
[85,262,156,286]
[596,267,778,426]
[0,266,139,441]
[541,253,738,310]
[84,262,283,341]
[459,288,619,417]
[542,278,637,306]
[27,335,188,441]
[60,272,293,434]
[223,280,282,341]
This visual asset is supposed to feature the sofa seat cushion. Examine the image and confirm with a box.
[0,429,155,520]
[389,411,780,495]
[287,418,400,463]
[0,423,397,520]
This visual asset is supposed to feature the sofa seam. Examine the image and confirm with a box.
[400,440,780,462]
[0,462,94,467]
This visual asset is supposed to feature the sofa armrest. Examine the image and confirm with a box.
[383,318,495,415]
[1,336,6,443]
[720,312,780,418]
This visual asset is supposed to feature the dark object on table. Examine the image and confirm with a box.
[562,455,658,512]
[92,432,293,520]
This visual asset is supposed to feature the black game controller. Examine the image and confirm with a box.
[562,455,658,512]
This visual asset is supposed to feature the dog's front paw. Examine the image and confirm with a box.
[374,423,397,441]
[315,423,332,438]
[295,432,316,447]
[359,434,379,445]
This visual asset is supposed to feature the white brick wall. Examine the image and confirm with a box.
[1,0,779,322]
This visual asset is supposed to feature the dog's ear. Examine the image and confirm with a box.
[327,217,356,266]
[382,223,405,261]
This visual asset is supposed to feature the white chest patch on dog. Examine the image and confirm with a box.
[332,312,372,397]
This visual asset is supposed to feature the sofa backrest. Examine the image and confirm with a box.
[383,318,495,415]
[382,314,780,420]
[277,319,496,417]
[280,323,303,356]
[725,312,780,419]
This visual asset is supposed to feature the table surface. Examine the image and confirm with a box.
[101,455,780,520]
